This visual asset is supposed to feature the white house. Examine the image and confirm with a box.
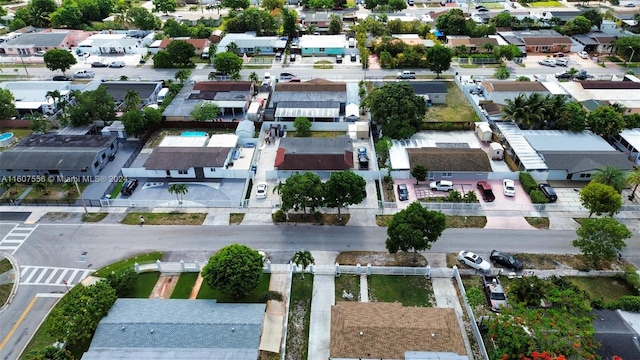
[77,33,154,56]
[0,81,72,116]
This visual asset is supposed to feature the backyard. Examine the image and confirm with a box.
[424,81,480,123]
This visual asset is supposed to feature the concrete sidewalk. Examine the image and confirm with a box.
[307,272,334,360]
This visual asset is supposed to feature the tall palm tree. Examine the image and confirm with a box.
[627,168,640,200]
[168,183,189,204]
[226,41,239,54]
[292,251,315,279]
[542,94,567,129]
[124,90,140,112]
[502,93,545,129]
[592,165,626,193]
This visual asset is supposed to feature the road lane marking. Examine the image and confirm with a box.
[0,296,37,350]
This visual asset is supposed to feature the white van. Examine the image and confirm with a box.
[157,87,169,105]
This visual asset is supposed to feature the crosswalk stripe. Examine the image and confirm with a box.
[19,266,95,286]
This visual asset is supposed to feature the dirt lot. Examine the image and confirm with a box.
[336,251,428,266]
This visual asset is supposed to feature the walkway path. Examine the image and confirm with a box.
[259,264,291,355]
[307,252,337,360]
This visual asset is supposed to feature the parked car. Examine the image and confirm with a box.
[52,75,71,81]
[625,2,635,6]
[91,61,108,67]
[256,182,268,199]
[483,275,508,311]
[457,250,491,272]
[430,180,454,192]
[34,50,46,56]
[476,181,495,202]
[490,250,523,271]
[577,51,589,59]
[120,179,139,195]
[555,71,572,80]
[109,61,125,68]
[538,59,556,67]
[503,179,516,197]
[289,54,296,62]
[397,71,416,79]
[397,183,409,201]
[555,58,568,67]
[350,53,357,62]
[574,69,593,80]
[74,70,95,79]
[552,52,565,57]
[538,183,558,202]
[279,72,296,81]
[336,54,343,63]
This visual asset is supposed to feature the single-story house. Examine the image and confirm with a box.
[391,34,434,48]
[77,33,154,56]
[158,38,211,56]
[300,12,332,31]
[270,78,347,112]
[402,81,448,104]
[274,101,341,122]
[163,81,254,121]
[572,33,617,54]
[81,299,266,360]
[559,80,640,113]
[0,81,72,116]
[0,134,118,178]
[299,35,347,56]
[407,148,492,180]
[613,128,640,166]
[535,10,586,25]
[216,33,284,55]
[498,30,572,54]
[0,32,71,55]
[447,36,499,53]
[330,302,467,360]
[83,81,163,109]
[481,80,550,108]
[275,136,355,172]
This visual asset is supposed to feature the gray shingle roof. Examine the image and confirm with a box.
[88,299,265,350]
[0,149,104,171]
[404,81,448,95]
[0,32,67,47]
[143,147,232,170]
[279,136,353,154]
[81,348,259,359]
[539,151,634,173]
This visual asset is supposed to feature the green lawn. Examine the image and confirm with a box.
[0,258,12,273]
[197,273,271,302]
[567,276,636,303]
[93,252,164,277]
[368,275,433,306]
[121,272,160,298]
[121,212,206,225]
[424,82,480,123]
[286,274,314,360]
[335,274,360,301]
[170,272,200,299]
[529,0,563,6]
[110,181,124,199]
[82,213,108,222]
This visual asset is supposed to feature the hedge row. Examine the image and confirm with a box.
[519,172,549,204]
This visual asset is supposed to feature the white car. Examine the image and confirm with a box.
[538,59,556,67]
[73,70,95,79]
[577,51,589,59]
[429,180,454,192]
[503,179,516,197]
[457,250,491,272]
[256,182,268,199]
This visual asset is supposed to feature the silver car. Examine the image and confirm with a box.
[457,250,491,272]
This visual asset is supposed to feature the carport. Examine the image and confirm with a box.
[274,101,340,122]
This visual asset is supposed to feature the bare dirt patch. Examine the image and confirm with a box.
[336,251,428,266]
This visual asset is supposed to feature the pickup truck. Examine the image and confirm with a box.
[482,275,508,312]
[74,70,95,79]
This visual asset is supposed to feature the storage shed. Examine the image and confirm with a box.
[348,121,370,139]
[235,120,255,139]
[247,102,262,121]
[345,103,359,122]
[489,142,504,160]
[476,122,492,142]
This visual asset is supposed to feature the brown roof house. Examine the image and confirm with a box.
[274,136,354,172]
[330,302,468,360]
[159,38,211,55]
[407,148,492,177]
[163,81,254,121]
[498,30,572,54]
[447,36,499,53]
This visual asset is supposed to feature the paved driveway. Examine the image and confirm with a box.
[119,179,245,207]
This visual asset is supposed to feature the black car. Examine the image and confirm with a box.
[476,181,495,202]
[52,75,71,81]
[120,179,139,195]
[555,72,571,80]
[350,53,357,62]
[91,61,108,68]
[538,183,558,202]
[397,184,409,201]
[490,250,523,271]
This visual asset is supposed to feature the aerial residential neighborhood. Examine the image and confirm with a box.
[1,0,640,359]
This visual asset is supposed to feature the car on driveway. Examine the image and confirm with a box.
[538,183,558,202]
[490,250,523,271]
[457,250,491,272]
[503,179,516,197]
[357,146,367,157]
[476,181,495,202]
[120,179,139,195]
[397,183,409,201]
[552,52,565,57]
[538,59,556,67]
[483,275,508,311]
[577,51,589,59]
[430,180,454,192]
[74,70,95,79]
[256,182,268,199]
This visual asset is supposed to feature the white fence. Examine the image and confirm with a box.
[452,266,490,360]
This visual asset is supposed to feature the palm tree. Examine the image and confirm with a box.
[174,69,192,84]
[567,67,579,78]
[226,41,239,54]
[248,71,259,85]
[627,168,640,200]
[502,93,545,129]
[291,251,315,279]
[542,94,567,129]
[168,183,188,204]
[32,177,53,195]
[124,90,140,111]
[592,165,626,193]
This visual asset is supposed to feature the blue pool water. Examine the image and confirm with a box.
[0,132,13,141]
[181,131,208,137]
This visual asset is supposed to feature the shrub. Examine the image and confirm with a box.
[519,172,538,193]
[260,290,284,302]
[273,210,286,222]
[446,190,463,202]
[608,295,640,312]
[529,189,550,204]
[591,297,605,309]
[623,264,640,294]
[105,268,139,297]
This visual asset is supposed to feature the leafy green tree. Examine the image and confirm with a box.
[388,0,407,11]
[46,281,117,346]
[128,7,160,30]
[226,41,239,54]
[491,11,516,28]
[562,16,592,35]
[515,76,530,82]
[411,165,428,184]
[43,49,77,75]
[152,51,173,68]
[105,268,138,297]
[308,0,332,8]
[153,0,177,14]
[582,9,603,29]
[502,93,545,129]
[174,69,192,84]
[142,106,162,127]
[214,52,243,76]
[494,44,521,60]
[588,105,626,138]
[435,9,467,35]
[573,217,631,267]
[67,86,116,127]
[280,172,323,215]
[580,182,622,217]
[375,137,392,166]
[249,71,259,84]
[386,202,446,263]
[592,165,626,193]
[50,2,83,28]
[508,276,547,307]
[328,14,342,35]
[190,102,220,121]
[168,183,188,204]
[123,90,140,112]
[293,116,312,137]
[262,0,284,9]
[24,346,73,360]
[323,171,366,220]
[615,36,640,62]
[201,244,264,298]
[225,7,279,36]
[494,65,510,79]
[0,88,17,120]
[167,40,196,67]
[222,0,250,9]
[555,101,587,131]
[33,177,52,194]
[363,83,426,139]
[9,19,27,32]
[281,8,298,38]
[163,18,191,37]
[121,110,145,136]
[292,250,315,279]
[426,45,452,78]
[29,117,50,134]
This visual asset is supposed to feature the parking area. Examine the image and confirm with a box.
[522,54,602,71]
[119,179,245,207]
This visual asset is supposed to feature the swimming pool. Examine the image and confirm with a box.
[0,132,14,147]
[181,131,208,137]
